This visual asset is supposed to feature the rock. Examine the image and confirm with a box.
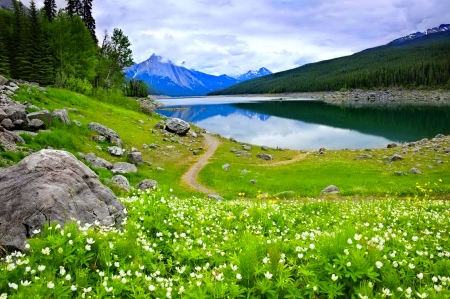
[240,169,249,175]
[0,150,125,251]
[190,131,197,138]
[38,87,47,93]
[51,109,71,124]
[354,154,373,160]
[409,168,422,174]
[208,194,223,201]
[111,175,130,191]
[156,167,165,171]
[250,180,257,184]
[394,171,408,176]
[84,153,113,170]
[149,143,159,149]
[390,154,404,162]
[77,152,85,159]
[108,146,126,157]
[165,118,190,135]
[13,119,27,130]
[435,134,445,139]
[136,179,158,191]
[131,147,139,152]
[445,148,450,153]
[27,110,52,125]
[242,145,252,151]
[261,146,269,151]
[0,75,8,86]
[88,122,120,141]
[111,162,137,174]
[387,143,397,148]
[143,144,149,149]
[73,120,81,127]
[128,151,143,165]
[27,119,46,131]
[4,105,27,122]
[222,163,230,171]
[320,185,340,196]
[1,118,14,130]
[93,135,106,142]
[193,150,199,155]
[138,120,145,124]
[0,128,24,146]
[0,108,7,121]
[110,137,123,147]
[95,145,102,151]
[257,153,274,161]
[230,137,237,142]
[154,123,165,130]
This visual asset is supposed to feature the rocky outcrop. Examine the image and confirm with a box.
[165,118,190,135]
[88,122,120,140]
[51,109,71,124]
[84,153,113,170]
[0,150,125,251]
[28,110,52,125]
[111,162,137,174]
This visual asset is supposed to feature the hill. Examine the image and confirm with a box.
[209,29,450,95]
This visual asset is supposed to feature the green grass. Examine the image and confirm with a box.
[199,138,450,199]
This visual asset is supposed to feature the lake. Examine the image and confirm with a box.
[156,96,450,150]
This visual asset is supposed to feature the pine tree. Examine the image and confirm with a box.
[66,0,82,17]
[0,11,11,76]
[81,0,97,43]
[11,0,29,79]
[43,0,57,22]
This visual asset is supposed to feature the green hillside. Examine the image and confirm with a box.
[210,31,450,95]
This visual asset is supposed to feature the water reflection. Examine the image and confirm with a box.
[156,97,450,150]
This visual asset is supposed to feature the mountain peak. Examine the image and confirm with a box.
[389,24,450,45]
[147,54,173,64]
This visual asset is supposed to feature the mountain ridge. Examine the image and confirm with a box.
[125,54,272,96]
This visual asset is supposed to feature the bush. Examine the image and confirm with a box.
[64,77,93,95]
[92,87,141,111]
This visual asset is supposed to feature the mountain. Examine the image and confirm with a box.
[390,24,450,45]
[210,25,450,95]
[124,54,271,96]
[0,0,28,11]
[234,67,272,81]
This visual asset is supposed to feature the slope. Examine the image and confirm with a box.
[210,31,450,95]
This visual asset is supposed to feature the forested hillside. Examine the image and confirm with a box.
[0,0,147,97]
[210,31,450,95]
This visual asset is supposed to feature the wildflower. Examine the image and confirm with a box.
[264,272,273,279]
[0,294,7,299]
[8,283,18,290]
[405,287,412,295]
[65,274,71,281]
[86,238,95,244]
[47,282,55,289]
[434,285,442,292]
[408,263,415,269]
[38,265,46,271]
[416,293,428,298]
[58,247,63,254]
[71,285,77,291]
[149,285,156,291]
[298,253,304,259]
[105,286,113,292]
[331,274,338,281]
[21,280,31,286]
[6,264,15,271]
[41,247,51,255]
[382,288,392,297]
[59,266,66,276]
[178,286,185,294]
[24,243,30,249]
[32,229,41,235]
[236,273,242,280]
[347,238,353,244]
[346,262,352,267]
[412,236,419,242]
[417,273,424,279]
[196,281,202,286]
[85,245,91,251]
[432,276,438,282]
[263,257,269,264]
[376,261,383,269]
[309,244,315,249]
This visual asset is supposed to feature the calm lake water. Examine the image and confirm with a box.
[156,96,450,150]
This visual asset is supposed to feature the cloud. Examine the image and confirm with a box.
[37,0,450,75]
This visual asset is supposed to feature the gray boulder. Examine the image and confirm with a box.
[136,179,158,191]
[261,146,269,151]
[354,154,373,160]
[1,118,14,130]
[242,145,252,151]
[73,120,81,127]
[13,119,27,130]
[0,150,125,251]
[93,135,106,142]
[0,108,7,121]
[110,137,123,147]
[394,171,408,176]
[0,75,8,86]
[165,118,190,135]
[222,163,230,171]
[208,194,223,201]
[51,109,71,124]
[108,146,126,157]
[27,110,52,125]
[320,185,340,196]
[28,119,46,131]
[88,122,120,140]
[111,162,137,174]
[84,153,113,170]
[387,143,397,148]
[257,153,274,161]
[111,175,130,191]
[409,168,422,174]
[128,151,143,165]
[4,105,27,122]
[390,154,404,162]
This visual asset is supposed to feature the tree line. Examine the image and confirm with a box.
[0,0,148,97]
[210,32,450,95]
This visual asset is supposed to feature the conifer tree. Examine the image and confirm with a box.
[66,0,82,17]
[43,0,57,22]
[11,0,29,79]
[0,11,11,76]
[81,0,97,43]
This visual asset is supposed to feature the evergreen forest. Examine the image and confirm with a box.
[210,31,450,95]
[0,0,148,97]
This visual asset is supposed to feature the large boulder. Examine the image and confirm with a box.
[0,150,125,251]
[27,110,52,125]
[88,122,120,140]
[111,175,130,191]
[52,109,71,124]
[3,105,27,122]
[1,118,14,130]
[257,153,274,161]
[165,118,190,135]
[128,151,143,165]
[136,179,158,191]
[111,162,137,174]
[108,146,126,157]
[320,185,340,196]
[27,119,46,131]
[0,108,7,121]
[0,75,8,86]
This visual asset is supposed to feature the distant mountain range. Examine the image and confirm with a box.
[0,0,28,11]
[210,24,450,95]
[124,54,272,96]
[389,24,450,45]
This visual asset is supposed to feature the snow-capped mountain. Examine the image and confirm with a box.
[0,0,13,10]
[390,24,450,45]
[125,54,271,96]
[234,67,272,81]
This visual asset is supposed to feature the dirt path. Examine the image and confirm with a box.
[250,152,309,167]
[182,134,220,194]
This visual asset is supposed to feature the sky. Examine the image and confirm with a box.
[36,0,450,76]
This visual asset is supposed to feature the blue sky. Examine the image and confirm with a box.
[39,0,450,75]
